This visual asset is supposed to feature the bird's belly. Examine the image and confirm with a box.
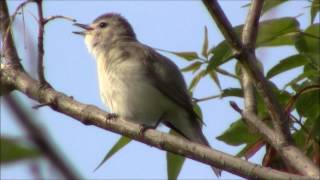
[100,72,170,126]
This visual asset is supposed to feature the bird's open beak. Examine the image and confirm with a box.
[73,23,93,35]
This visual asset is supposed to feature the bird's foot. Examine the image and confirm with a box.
[139,124,156,136]
[105,113,118,123]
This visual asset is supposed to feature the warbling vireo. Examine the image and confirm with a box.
[73,13,221,176]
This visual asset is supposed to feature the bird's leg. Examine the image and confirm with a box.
[106,113,118,119]
[139,116,163,136]
[105,113,118,123]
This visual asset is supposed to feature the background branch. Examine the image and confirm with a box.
[3,95,80,180]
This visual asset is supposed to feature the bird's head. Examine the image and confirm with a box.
[73,13,136,56]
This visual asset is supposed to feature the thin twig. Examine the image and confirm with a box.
[10,0,34,23]
[44,15,76,24]
[35,0,49,85]
[193,94,221,103]
[4,95,81,179]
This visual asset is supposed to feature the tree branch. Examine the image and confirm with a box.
[203,0,320,177]
[1,67,308,180]
[241,0,262,114]
[242,0,263,49]
[240,0,261,130]
[4,95,81,179]
[202,0,243,53]
[0,0,20,66]
[35,0,49,86]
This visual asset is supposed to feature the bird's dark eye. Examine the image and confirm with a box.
[99,22,108,28]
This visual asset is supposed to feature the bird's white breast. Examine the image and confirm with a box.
[96,53,173,126]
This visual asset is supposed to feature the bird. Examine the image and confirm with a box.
[73,13,221,177]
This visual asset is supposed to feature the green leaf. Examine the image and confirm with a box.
[208,18,300,71]
[94,136,131,171]
[180,61,202,73]
[167,152,185,180]
[216,119,260,146]
[311,0,320,24]
[167,130,186,180]
[171,51,199,61]
[296,89,320,119]
[243,1,288,15]
[262,0,288,14]
[295,24,320,55]
[256,17,300,47]
[221,88,243,98]
[193,103,203,120]
[283,70,315,89]
[201,26,209,58]
[304,63,320,83]
[1,136,40,164]
[292,116,319,149]
[209,71,222,90]
[266,54,310,79]
[188,69,207,91]
[207,41,234,71]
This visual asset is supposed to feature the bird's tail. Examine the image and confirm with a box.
[195,129,222,177]
[164,118,222,177]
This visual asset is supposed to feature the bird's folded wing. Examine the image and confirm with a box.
[143,46,202,125]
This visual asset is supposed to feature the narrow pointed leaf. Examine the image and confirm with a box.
[208,38,236,71]
[180,61,202,73]
[188,69,207,91]
[266,54,310,79]
[94,136,131,171]
[209,71,222,90]
[172,51,199,61]
[1,136,40,164]
[311,0,320,24]
[193,102,203,120]
[201,26,209,58]
[167,130,185,180]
